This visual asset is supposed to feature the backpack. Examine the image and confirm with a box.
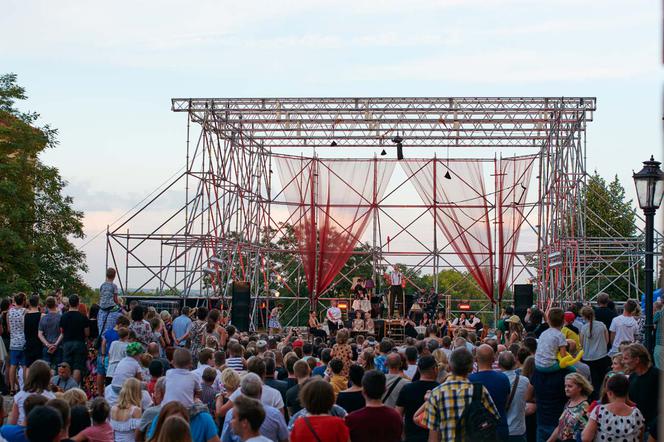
[456,383,499,442]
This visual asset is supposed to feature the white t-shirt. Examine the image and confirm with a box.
[162,368,201,408]
[609,315,638,355]
[535,327,567,368]
[326,307,342,323]
[14,390,56,425]
[229,383,284,409]
[503,370,531,436]
[107,340,129,378]
[111,356,142,388]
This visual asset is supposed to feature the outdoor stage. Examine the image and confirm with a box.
[105,97,660,329]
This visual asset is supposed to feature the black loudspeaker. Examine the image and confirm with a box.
[231,281,251,332]
[514,284,534,321]
[396,144,404,160]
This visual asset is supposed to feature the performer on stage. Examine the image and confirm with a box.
[268,304,282,334]
[387,267,404,318]
[326,299,343,336]
[308,311,327,339]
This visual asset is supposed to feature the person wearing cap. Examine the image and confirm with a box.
[51,362,78,392]
[396,355,439,442]
[562,311,582,351]
[110,341,144,388]
[505,315,525,345]
[104,342,153,408]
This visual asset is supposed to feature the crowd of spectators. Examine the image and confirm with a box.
[0,269,661,442]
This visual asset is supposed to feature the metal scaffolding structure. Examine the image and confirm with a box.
[106,97,660,328]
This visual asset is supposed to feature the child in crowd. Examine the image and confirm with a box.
[328,358,347,398]
[225,342,246,372]
[534,308,571,372]
[106,327,130,383]
[147,360,164,397]
[201,367,218,415]
[162,347,200,407]
[149,317,166,356]
[72,397,113,442]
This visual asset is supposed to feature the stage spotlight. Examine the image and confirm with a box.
[391,135,404,160]
[202,267,216,275]
[380,149,387,156]
[330,140,337,147]
[210,256,224,266]
[444,171,452,179]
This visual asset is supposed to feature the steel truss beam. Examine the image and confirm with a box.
[107,96,659,328]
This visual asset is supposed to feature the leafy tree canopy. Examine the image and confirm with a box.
[0,73,89,296]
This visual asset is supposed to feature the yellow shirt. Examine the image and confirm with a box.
[330,374,348,398]
[562,326,582,350]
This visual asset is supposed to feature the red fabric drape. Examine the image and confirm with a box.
[497,156,535,300]
[275,157,394,300]
[402,159,495,302]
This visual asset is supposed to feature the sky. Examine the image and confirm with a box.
[1,0,662,288]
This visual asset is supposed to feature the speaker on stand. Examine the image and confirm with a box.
[513,284,534,322]
[231,281,251,332]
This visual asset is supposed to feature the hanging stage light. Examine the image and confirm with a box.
[391,135,404,160]
[380,149,387,156]
[444,171,452,179]
[330,141,337,147]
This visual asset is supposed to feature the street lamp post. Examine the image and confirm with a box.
[632,155,664,354]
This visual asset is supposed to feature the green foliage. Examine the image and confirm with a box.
[0,73,88,297]
[584,171,636,238]
[582,171,638,300]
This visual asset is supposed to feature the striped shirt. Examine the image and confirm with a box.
[423,375,499,441]
[226,357,245,372]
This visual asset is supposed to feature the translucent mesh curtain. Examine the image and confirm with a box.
[275,157,395,300]
[496,156,535,299]
[315,159,395,296]
[402,159,495,302]
[274,157,316,293]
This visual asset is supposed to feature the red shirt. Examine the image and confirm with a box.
[291,415,349,442]
[345,406,402,442]
[147,378,157,396]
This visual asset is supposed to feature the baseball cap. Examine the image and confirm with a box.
[564,311,576,323]
[126,342,145,356]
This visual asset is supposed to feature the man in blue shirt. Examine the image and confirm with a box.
[468,344,511,442]
[173,306,193,347]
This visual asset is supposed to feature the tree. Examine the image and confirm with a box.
[0,73,88,296]
[584,171,636,238]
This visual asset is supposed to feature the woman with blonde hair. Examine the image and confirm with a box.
[546,372,592,442]
[215,367,242,420]
[110,378,143,441]
[431,348,449,382]
[63,388,88,407]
